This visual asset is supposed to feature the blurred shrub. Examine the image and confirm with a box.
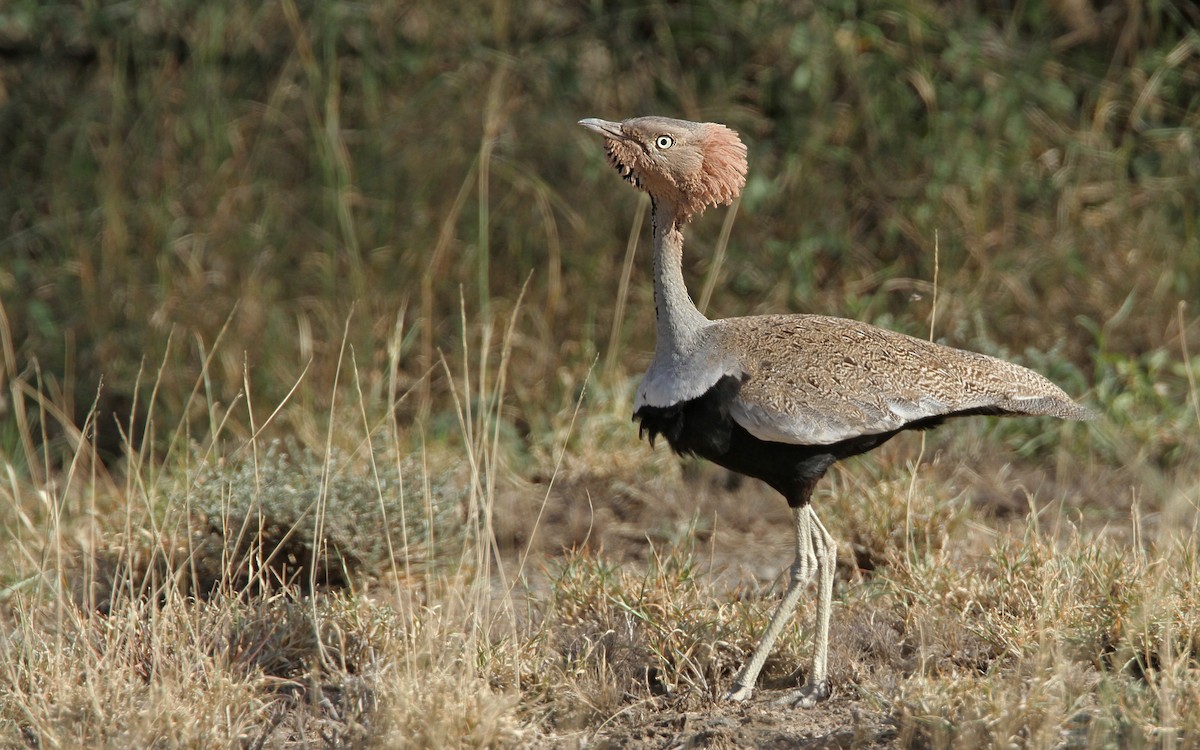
[186,440,465,593]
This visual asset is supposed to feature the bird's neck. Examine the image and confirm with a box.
[651,198,708,357]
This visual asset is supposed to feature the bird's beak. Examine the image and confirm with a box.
[578,118,625,140]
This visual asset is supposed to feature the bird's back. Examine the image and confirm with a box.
[707,314,1094,446]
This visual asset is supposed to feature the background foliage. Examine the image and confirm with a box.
[2,0,1197,463]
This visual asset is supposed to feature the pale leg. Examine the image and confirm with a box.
[775,507,836,707]
[724,505,817,702]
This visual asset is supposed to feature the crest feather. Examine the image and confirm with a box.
[679,123,747,221]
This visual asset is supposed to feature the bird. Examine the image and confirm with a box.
[578,115,1094,708]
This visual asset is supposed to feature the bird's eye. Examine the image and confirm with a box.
[655,135,674,149]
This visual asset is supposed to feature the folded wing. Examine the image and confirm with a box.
[712,315,1094,446]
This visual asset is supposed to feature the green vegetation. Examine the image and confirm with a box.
[0,1,1197,746]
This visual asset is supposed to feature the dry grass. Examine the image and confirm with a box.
[0,295,1197,747]
[0,304,535,748]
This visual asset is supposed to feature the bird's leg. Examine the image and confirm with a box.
[724,505,816,702]
[774,506,836,708]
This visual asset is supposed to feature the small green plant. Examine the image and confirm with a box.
[184,440,466,594]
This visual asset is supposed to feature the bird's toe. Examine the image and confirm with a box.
[723,683,754,702]
[773,679,832,709]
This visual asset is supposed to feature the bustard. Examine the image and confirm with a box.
[579,115,1094,708]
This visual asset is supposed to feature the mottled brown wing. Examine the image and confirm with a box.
[713,315,1093,446]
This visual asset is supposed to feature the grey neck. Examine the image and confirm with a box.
[651,197,709,358]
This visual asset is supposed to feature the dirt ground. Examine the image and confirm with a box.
[506,462,895,749]
[577,698,897,750]
[499,439,1128,749]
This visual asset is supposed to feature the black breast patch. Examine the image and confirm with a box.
[634,374,745,457]
[633,374,840,506]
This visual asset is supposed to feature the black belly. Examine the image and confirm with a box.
[633,374,1001,507]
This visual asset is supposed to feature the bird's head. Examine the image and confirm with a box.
[579,116,747,223]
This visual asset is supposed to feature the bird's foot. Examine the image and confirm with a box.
[772,679,832,709]
[723,683,754,702]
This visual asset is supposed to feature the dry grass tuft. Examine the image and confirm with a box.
[882,529,1200,748]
